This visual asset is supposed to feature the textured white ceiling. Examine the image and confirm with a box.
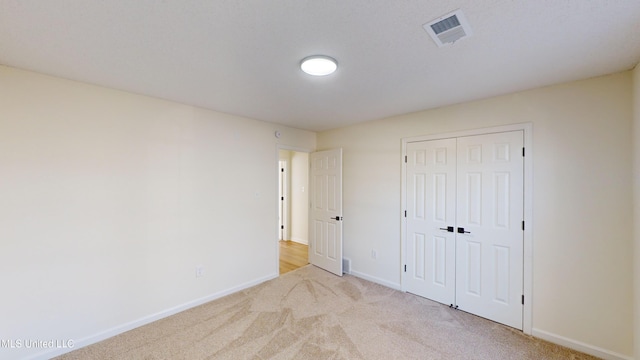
[1,1,639,131]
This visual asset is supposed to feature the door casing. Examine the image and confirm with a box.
[278,159,288,241]
[400,123,533,335]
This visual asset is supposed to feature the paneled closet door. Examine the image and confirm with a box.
[404,130,524,330]
[405,138,457,306]
[455,131,524,329]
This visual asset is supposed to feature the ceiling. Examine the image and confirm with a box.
[1,1,639,132]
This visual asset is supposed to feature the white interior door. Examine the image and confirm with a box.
[309,148,343,276]
[404,130,524,330]
[455,131,524,329]
[405,138,457,305]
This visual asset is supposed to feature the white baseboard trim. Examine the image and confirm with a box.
[26,273,278,360]
[532,328,633,360]
[349,269,402,291]
[289,237,308,245]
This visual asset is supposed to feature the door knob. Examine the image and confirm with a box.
[457,227,470,234]
[439,226,454,232]
[331,216,343,221]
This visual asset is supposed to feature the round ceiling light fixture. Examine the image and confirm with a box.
[300,55,338,76]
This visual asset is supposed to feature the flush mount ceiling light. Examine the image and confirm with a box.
[300,55,337,76]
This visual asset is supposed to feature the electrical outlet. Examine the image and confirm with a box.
[371,250,377,260]
[195,265,204,278]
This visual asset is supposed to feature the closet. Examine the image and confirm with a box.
[403,130,524,329]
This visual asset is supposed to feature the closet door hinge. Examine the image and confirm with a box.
[522,221,525,230]
[522,147,525,157]
[404,265,407,272]
[404,155,407,163]
[404,210,407,217]
[522,295,525,305]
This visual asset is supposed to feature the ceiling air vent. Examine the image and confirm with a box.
[423,9,473,47]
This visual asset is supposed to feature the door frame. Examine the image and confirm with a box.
[400,123,533,335]
[275,145,312,275]
[278,159,288,241]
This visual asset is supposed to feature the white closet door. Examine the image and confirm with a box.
[405,138,457,305]
[455,131,524,329]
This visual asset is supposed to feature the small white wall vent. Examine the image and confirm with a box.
[342,258,351,274]
[423,9,473,47]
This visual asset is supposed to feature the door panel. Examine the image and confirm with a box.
[463,240,482,296]
[455,131,523,329]
[309,148,343,276]
[405,139,456,305]
[466,172,482,225]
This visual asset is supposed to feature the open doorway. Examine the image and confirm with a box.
[278,149,309,274]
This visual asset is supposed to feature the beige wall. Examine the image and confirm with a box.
[318,72,634,358]
[2,62,636,359]
[290,151,309,244]
[633,63,640,360]
[0,65,315,360]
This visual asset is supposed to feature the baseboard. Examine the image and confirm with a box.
[349,269,402,291]
[289,237,308,245]
[532,328,633,360]
[26,273,279,360]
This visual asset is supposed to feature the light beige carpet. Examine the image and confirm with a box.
[56,265,597,359]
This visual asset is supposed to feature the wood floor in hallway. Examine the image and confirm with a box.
[279,240,308,275]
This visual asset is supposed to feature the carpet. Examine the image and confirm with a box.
[55,265,597,359]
